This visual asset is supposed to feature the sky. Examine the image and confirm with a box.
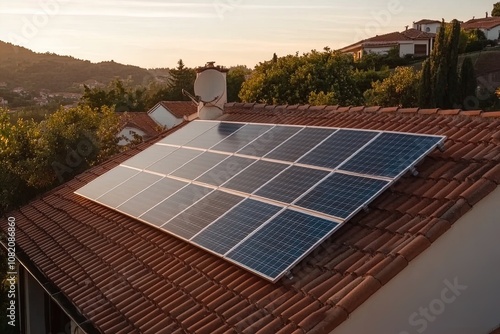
[0,0,496,69]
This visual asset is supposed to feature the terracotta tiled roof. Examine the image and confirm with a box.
[119,112,163,139]
[462,17,500,30]
[157,101,198,119]
[414,19,441,25]
[2,104,500,333]
[340,28,434,51]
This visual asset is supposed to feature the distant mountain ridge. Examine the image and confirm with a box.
[0,41,169,93]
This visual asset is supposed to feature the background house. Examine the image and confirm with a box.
[462,16,500,40]
[118,111,163,145]
[147,100,198,129]
[413,19,442,33]
[339,28,435,59]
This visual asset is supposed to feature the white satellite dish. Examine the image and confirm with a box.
[194,69,225,104]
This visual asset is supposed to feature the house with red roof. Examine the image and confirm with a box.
[1,66,500,334]
[339,28,435,59]
[462,16,500,41]
[148,101,198,129]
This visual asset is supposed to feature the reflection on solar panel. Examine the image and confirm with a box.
[75,120,445,282]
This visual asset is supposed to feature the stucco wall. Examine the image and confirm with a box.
[333,187,500,334]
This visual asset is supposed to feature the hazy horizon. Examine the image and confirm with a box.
[0,0,496,69]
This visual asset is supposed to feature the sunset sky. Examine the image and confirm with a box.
[0,0,495,68]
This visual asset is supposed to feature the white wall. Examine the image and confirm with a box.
[148,104,183,129]
[365,46,393,56]
[399,43,415,57]
[483,26,500,40]
[333,187,500,334]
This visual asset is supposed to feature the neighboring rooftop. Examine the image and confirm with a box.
[156,101,198,119]
[413,19,441,25]
[2,104,500,333]
[462,16,500,30]
[119,111,163,139]
[340,28,435,51]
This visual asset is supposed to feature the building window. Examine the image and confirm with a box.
[426,27,430,32]
[414,44,427,55]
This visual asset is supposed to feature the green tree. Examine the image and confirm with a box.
[168,59,196,101]
[81,79,147,112]
[364,67,421,107]
[419,60,433,108]
[420,19,463,108]
[227,66,251,102]
[458,57,477,109]
[239,49,362,105]
[492,2,500,16]
[308,91,336,106]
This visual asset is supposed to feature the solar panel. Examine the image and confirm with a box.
[298,129,379,169]
[75,166,139,199]
[122,145,177,170]
[97,172,163,208]
[147,148,203,175]
[211,124,273,153]
[237,125,303,157]
[265,127,336,162]
[184,122,244,149]
[193,199,283,255]
[75,120,445,283]
[226,209,339,280]
[163,190,244,239]
[222,160,288,194]
[255,166,329,203]
[117,178,188,217]
[158,120,217,146]
[170,151,229,180]
[196,155,255,187]
[295,173,389,219]
[340,133,443,178]
[139,184,212,227]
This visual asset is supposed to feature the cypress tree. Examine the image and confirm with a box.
[446,20,461,108]
[434,64,447,108]
[458,56,477,109]
[418,60,433,107]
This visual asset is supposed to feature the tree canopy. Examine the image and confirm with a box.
[364,67,421,107]
[0,106,121,214]
[492,2,500,16]
[239,49,363,106]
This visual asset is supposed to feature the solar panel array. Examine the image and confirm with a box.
[76,120,445,282]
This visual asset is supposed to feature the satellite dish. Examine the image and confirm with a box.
[194,69,225,104]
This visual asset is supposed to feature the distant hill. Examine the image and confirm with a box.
[0,41,169,93]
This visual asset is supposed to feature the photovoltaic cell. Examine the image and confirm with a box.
[196,155,255,186]
[170,151,229,180]
[121,145,177,170]
[163,191,244,239]
[265,127,336,162]
[97,172,162,208]
[211,124,273,153]
[237,125,303,157]
[222,160,288,194]
[147,148,202,175]
[75,166,139,199]
[158,121,218,146]
[140,184,212,227]
[298,129,379,169]
[255,166,329,203]
[117,177,188,217]
[295,173,389,219]
[340,133,443,178]
[227,209,338,280]
[193,199,283,255]
[184,122,244,149]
